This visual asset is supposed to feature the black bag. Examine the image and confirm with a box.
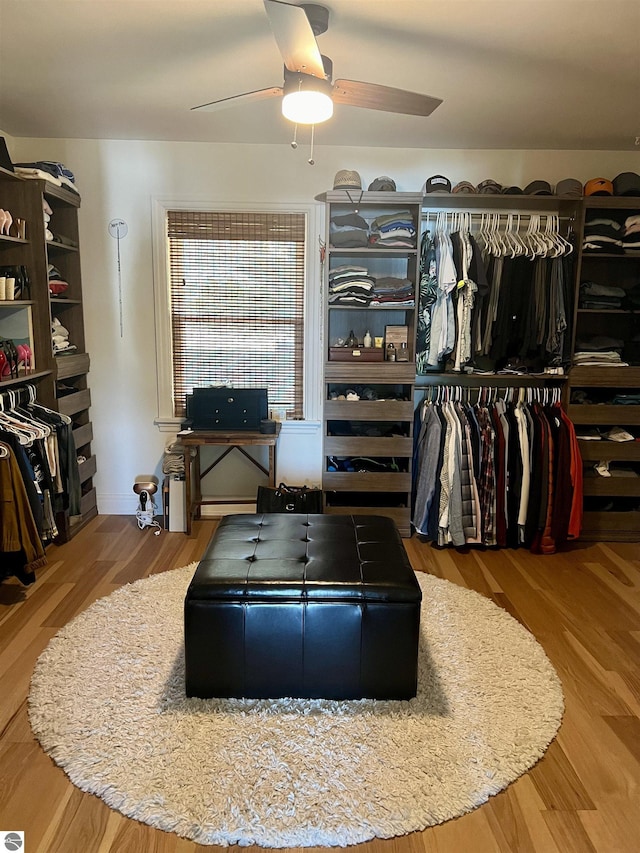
[256,483,323,514]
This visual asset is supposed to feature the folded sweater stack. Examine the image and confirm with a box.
[369,211,416,248]
[328,264,375,306]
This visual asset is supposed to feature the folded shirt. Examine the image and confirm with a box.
[14,166,63,186]
[575,336,624,351]
[580,281,626,298]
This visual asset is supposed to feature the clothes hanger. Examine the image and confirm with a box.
[544,215,563,257]
[506,213,523,258]
[524,216,541,260]
[553,214,574,256]
[541,215,559,257]
[0,390,47,442]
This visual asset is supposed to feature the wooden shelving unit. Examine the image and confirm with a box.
[568,198,640,541]
[0,167,97,540]
[319,191,422,536]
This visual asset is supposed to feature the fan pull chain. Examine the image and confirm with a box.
[308,124,315,165]
[290,124,298,149]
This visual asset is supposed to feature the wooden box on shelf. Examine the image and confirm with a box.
[328,346,385,362]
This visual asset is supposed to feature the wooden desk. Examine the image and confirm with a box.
[177,425,281,535]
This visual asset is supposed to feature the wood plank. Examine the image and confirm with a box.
[527,740,596,811]
[542,810,599,853]
[601,715,640,764]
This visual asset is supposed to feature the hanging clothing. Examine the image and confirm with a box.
[412,391,583,553]
[0,442,47,584]
[416,230,438,373]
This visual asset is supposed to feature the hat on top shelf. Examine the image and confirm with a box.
[524,180,553,195]
[476,179,502,194]
[556,178,582,197]
[423,175,452,194]
[613,172,640,197]
[452,180,476,194]
[333,170,362,190]
[501,185,524,194]
[584,177,614,196]
[367,176,397,191]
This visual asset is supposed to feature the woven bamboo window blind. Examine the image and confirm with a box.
[167,210,306,418]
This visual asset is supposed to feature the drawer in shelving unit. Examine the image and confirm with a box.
[323,471,412,491]
[78,454,97,484]
[58,388,91,416]
[578,441,640,462]
[72,421,93,449]
[325,362,415,383]
[580,511,640,541]
[570,366,640,387]
[325,399,414,420]
[78,487,97,519]
[582,473,640,498]
[324,436,413,458]
[55,351,90,380]
[329,346,385,362]
[568,405,640,426]
[325,436,414,456]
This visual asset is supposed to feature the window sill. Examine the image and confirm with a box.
[154,417,185,433]
[154,417,321,434]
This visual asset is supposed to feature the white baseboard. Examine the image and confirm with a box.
[98,493,141,515]
[200,503,257,517]
[97,493,258,517]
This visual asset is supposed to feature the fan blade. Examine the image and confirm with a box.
[191,87,283,112]
[264,0,325,78]
[332,79,442,116]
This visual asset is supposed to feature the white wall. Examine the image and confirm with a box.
[6,136,640,513]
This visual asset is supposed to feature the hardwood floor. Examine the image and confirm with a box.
[1,515,639,852]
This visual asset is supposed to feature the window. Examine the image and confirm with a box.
[167,210,306,418]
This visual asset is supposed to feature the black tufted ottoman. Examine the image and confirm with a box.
[184,514,421,700]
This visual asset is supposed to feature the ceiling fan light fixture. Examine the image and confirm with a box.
[282,89,333,124]
[282,72,333,124]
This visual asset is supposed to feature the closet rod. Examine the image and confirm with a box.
[414,374,568,387]
[420,210,576,221]
[417,383,563,405]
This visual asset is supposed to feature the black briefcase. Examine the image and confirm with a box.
[186,387,268,430]
[256,483,323,514]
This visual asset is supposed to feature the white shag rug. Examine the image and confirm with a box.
[29,565,563,848]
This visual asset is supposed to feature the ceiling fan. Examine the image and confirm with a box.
[191,0,443,127]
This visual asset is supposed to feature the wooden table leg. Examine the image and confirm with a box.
[184,445,193,535]
[269,443,276,486]
[194,446,202,521]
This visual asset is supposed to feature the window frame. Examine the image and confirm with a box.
[151,197,323,432]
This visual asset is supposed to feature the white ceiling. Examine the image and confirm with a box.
[1,0,639,151]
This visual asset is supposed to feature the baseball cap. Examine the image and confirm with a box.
[477,179,502,194]
[423,175,452,194]
[556,178,582,197]
[613,172,640,197]
[501,185,524,195]
[452,180,476,194]
[524,180,553,195]
[368,175,396,192]
[333,170,362,190]
[584,177,613,196]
